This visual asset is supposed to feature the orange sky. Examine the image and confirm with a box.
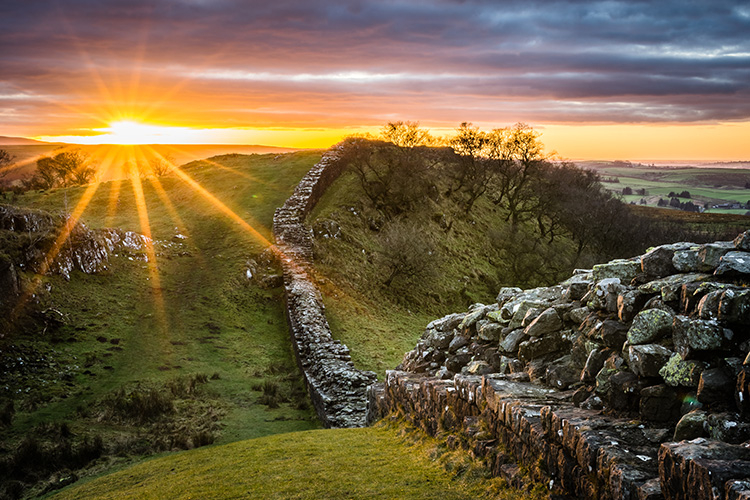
[2,1,749,161]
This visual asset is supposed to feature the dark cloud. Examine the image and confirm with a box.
[1,0,749,133]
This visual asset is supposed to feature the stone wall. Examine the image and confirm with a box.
[369,232,750,499]
[273,148,377,428]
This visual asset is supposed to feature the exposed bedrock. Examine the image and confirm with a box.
[369,231,750,499]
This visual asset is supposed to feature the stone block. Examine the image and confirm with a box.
[629,344,673,378]
[628,309,674,345]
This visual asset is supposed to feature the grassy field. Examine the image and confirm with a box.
[47,421,544,500]
[1,151,326,497]
[579,161,750,215]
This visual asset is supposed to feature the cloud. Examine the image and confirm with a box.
[1,0,749,135]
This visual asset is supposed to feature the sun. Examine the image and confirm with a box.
[100,120,174,145]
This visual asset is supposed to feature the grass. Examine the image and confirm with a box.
[1,151,326,496]
[47,420,544,500]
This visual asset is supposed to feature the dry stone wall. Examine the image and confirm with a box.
[273,148,377,428]
[369,231,750,499]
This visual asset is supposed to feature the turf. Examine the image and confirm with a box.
[48,422,542,500]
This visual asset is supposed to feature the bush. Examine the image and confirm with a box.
[99,385,174,424]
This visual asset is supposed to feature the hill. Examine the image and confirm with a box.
[0,144,300,183]
[0,136,52,146]
[49,422,539,500]
[0,151,324,498]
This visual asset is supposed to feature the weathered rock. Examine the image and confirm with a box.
[520,307,542,327]
[641,243,695,278]
[629,344,673,378]
[504,299,549,330]
[448,335,470,353]
[446,351,472,372]
[698,241,734,268]
[459,304,491,333]
[581,347,614,383]
[640,384,681,422]
[696,368,734,405]
[523,307,563,337]
[563,279,590,301]
[0,255,19,302]
[705,413,750,444]
[735,230,750,251]
[660,439,750,500]
[716,251,750,276]
[660,353,705,387]
[672,316,730,359]
[465,360,493,375]
[600,319,630,348]
[545,356,580,390]
[517,332,568,362]
[495,286,522,306]
[627,309,674,345]
[427,313,466,332]
[424,327,455,350]
[608,370,643,411]
[726,479,750,500]
[718,289,750,325]
[477,321,503,342]
[586,277,624,312]
[617,289,650,322]
[593,258,640,282]
[736,366,750,416]
[672,248,703,272]
[595,353,626,395]
[638,272,712,296]
[498,328,526,354]
[568,306,590,325]
[673,410,708,441]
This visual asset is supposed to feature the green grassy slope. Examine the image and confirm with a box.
[49,422,541,500]
[1,152,325,496]
[308,169,536,377]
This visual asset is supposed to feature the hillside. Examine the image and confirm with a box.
[0,152,324,498]
[49,421,540,500]
[0,137,52,146]
[306,137,746,378]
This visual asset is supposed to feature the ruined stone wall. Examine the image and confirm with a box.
[369,232,750,499]
[273,148,377,428]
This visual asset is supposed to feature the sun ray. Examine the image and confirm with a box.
[136,146,191,236]
[129,170,169,337]
[170,168,273,247]
[105,178,122,227]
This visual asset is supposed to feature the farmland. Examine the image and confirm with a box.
[580,160,750,215]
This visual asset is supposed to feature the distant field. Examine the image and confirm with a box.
[0,143,298,182]
[578,160,750,216]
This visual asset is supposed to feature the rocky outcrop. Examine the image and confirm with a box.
[369,231,750,499]
[0,204,149,281]
[273,148,377,428]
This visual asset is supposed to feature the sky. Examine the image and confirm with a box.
[1,0,749,160]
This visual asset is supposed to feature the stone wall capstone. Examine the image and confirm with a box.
[273,147,377,428]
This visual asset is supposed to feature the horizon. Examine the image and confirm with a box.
[1,1,749,161]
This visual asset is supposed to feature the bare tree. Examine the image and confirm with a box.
[0,150,15,193]
[149,153,175,176]
[377,220,438,287]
